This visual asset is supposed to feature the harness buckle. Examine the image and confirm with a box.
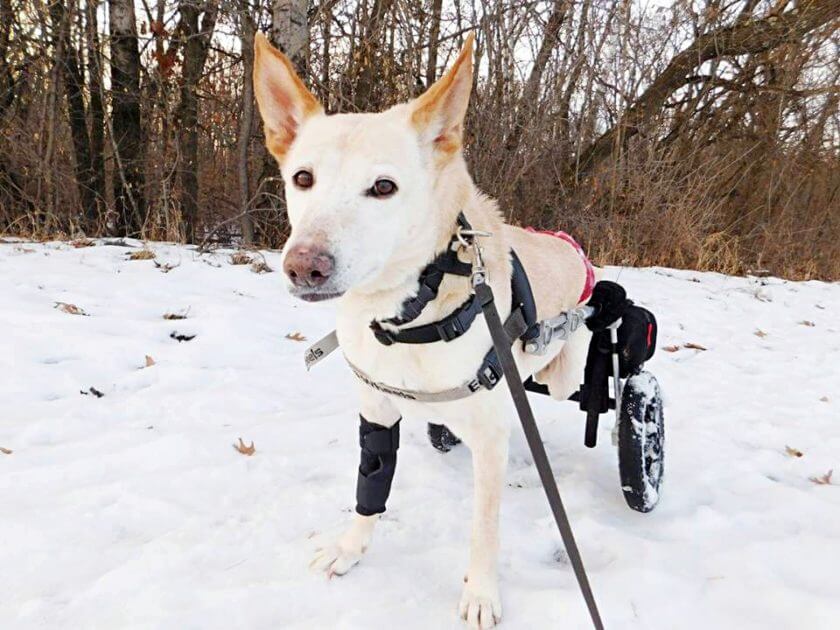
[435,318,463,342]
[478,362,502,389]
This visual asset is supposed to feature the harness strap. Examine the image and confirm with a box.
[346,358,484,402]
[344,305,530,403]
[381,230,472,327]
[371,295,482,345]
[373,248,537,349]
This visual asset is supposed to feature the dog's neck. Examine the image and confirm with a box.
[340,165,510,331]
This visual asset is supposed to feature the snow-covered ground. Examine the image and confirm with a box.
[1,239,838,630]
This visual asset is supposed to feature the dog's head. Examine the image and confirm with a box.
[254,33,475,302]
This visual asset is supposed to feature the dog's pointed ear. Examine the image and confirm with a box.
[253,32,323,164]
[409,33,474,157]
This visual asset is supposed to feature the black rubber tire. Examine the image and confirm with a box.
[617,371,665,512]
[427,423,461,453]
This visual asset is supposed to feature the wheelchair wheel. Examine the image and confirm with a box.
[617,371,664,512]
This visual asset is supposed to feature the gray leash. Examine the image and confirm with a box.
[467,236,605,630]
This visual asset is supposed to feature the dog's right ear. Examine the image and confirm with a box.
[253,32,323,164]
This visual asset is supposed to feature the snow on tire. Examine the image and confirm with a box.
[618,370,664,512]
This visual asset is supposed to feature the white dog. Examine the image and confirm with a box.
[254,32,597,629]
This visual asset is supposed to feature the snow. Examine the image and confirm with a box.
[1,240,838,629]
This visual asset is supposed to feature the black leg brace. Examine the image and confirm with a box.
[356,415,400,516]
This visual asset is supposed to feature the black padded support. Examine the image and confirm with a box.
[355,415,400,516]
[585,281,629,332]
[510,251,540,341]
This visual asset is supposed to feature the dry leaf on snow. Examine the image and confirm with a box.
[229,251,253,265]
[286,332,307,342]
[54,302,88,316]
[820,396,829,402]
[798,320,815,327]
[71,238,95,248]
[128,249,156,261]
[662,345,680,352]
[145,355,156,368]
[784,445,803,458]
[163,309,189,320]
[809,470,833,485]
[154,260,179,273]
[683,342,707,351]
[0,447,12,455]
[233,438,255,456]
[251,260,273,274]
[754,329,768,338]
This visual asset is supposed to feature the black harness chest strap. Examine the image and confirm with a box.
[371,295,482,345]
[372,236,538,348]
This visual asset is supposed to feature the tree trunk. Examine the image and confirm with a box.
[237,0,256,246]
[49,0,95,224]
[271,0,308,75]
[0,0,15,116]
[176,0,218,243]
[425,0,443,88]
[86,0,106,230]
[353,0,393,110]
[108,0,146,236]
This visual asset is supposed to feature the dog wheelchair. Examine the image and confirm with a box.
[428,279,665,513]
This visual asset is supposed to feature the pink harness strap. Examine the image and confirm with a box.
[525,227,595,304]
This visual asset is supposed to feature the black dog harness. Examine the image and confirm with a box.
[363,213,540,390]
[304,213,594,402]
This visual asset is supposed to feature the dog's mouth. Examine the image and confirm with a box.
[292,289,345,303]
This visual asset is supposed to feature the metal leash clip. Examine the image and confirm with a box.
[456,226,492,287]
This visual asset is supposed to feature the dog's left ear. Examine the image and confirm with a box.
[253,32,323,164]
[409,33,474,157]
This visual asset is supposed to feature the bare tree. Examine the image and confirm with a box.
[48,0,99,227]
[176,0,219,242]
[108,0,145,236]
[238,0,257,245]
[573,0,840,177]
[85,0,106,229]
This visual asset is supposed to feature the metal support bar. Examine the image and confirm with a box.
[610,321,623,428]
[524,305,595,355]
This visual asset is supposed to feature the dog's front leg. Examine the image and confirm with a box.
[310,387,401,578]
[457,401,510,629]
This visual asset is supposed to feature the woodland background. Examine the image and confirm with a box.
[1,0,838,278]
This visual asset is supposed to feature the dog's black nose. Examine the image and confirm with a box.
[283,245,335,288]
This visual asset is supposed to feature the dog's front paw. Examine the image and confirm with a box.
[458,577,502,629]
[310,542,365,578]
[309,515,377,578]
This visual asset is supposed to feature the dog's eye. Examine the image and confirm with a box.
[368,178,397,198]
[292,170,314,189]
